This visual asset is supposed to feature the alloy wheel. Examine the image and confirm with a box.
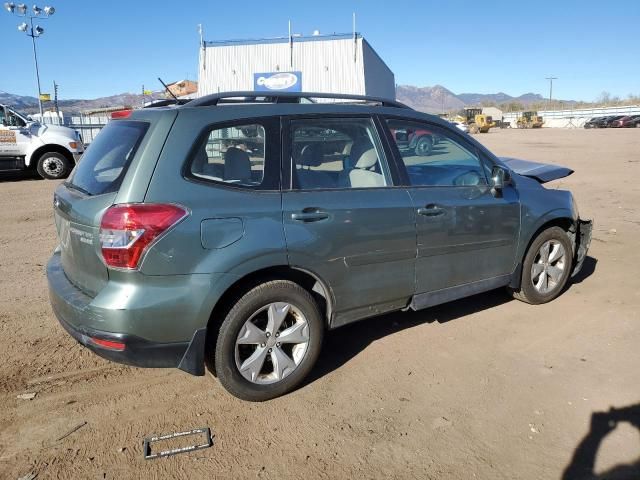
[531,240,567,294]
[234,302,310,384]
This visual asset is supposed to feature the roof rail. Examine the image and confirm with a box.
[183,91,411,109]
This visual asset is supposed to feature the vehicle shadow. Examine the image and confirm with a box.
[307,256,597,385]
[562,403,640,480]
[0,170,41,182]
[306,288,511,385]
[571,256,598,285]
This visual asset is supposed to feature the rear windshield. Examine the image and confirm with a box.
[66,120,149,196]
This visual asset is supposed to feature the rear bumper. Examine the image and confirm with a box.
[47,252,207,375]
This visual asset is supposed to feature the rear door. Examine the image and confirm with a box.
[53,119,154,296]
[281,116,416,327]
[382,117,520,295]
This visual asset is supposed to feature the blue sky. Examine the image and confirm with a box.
[2,0,638,101]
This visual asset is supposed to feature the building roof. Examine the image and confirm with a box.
[204,32,362,48]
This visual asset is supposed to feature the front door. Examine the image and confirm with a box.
[383,117,520,296]
[0,106,30,160]
[281,116,416,327]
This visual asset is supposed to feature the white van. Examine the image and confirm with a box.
[0,104,84,179]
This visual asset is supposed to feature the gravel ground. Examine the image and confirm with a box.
[0,128,638,479]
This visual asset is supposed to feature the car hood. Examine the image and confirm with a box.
[29,122,77,139]
[500,157,574,183]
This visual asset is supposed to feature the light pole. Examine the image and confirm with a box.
[545,76,557,109]
[4,3,55,117]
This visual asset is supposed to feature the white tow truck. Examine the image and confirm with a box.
[0,104,84,179]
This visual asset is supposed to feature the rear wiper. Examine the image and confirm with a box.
[64,181,91,196]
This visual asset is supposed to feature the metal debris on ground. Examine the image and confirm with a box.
[17,473,37,480]
[16,392,37,400]
[143,427,213,460]
[56,421,88,441]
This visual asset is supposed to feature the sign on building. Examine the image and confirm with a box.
[254,72,302,92]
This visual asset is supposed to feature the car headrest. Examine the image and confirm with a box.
[355,148,378,169]
[349,137,373,164]
[224,146,251,181]
[299,143,324,167]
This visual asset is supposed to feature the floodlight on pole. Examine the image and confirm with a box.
[4,3,55,117]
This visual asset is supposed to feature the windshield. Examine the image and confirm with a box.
[1,107,27,128]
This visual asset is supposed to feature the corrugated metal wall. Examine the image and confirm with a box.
[198,36,394,98]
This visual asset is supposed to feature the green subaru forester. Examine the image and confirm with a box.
[47,92,592,401]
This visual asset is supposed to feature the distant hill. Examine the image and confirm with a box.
[3,86,571,115]
[0,91,39,109]
[396,85,568,113]
[1,91,166,114]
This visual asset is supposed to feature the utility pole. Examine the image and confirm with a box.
[545,76,557,109]
[53,80,59,120]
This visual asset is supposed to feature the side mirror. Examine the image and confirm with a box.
[491,165,511,194]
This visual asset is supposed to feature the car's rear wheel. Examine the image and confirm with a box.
[213,280,324,401]
[36,152,72,180]
[511,226,573,304]
[414,135,433,156]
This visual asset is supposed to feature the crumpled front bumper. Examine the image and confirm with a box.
[572,219,593,277]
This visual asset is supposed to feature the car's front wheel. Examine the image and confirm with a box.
[214,280,324,401]
[511,226,573,304]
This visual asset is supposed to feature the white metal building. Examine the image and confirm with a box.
[197,33,395,99]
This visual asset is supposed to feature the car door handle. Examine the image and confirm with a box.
[291,210,330,222]
[417,204,445,217]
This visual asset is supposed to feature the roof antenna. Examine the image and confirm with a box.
[158,77,179,101]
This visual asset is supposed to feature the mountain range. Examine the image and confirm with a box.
[2,86,556,114]
[395,85,551,113]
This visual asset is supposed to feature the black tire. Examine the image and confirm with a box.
[510,226,573,305]
[414,135,433,156]
[213,280,324,401]
[36,151,72,180]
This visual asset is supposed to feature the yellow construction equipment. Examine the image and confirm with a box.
[516,111,544,129]
[464,108,493,134]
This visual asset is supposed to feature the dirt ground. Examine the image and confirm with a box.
[1,128,639,479]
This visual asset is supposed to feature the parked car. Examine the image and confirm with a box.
[47,92,592,401]
[390,127,437,155]
[603,115,626,128]
[583,117,600,129]
[620,115,640,128]
[451,121,469,133]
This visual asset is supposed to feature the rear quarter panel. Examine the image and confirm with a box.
[141,107,288,277]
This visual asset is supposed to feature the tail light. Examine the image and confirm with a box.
[99,203,188,270]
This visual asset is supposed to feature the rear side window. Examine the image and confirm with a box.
[190,123,266,187]
[67,120,148,196]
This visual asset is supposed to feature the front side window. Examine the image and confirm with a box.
[191,123,266,187]
[386,119,488,187]
[290,118,390,190]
